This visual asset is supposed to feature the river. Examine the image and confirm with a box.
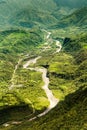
[23,57,59,119]
[3,30,62,126]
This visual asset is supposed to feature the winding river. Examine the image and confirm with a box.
[3,30,62,126]
[23,30,62,118]
[23,56,59,120]
[55,40,62,53]
[22,32,62,119]
[42,29,62,53]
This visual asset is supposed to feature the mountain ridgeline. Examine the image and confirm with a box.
[53,6,87,28]
[54,0,87,8]
[0,0,87,130]
[0,0,87,29]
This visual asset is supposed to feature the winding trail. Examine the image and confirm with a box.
[9,59,22,90]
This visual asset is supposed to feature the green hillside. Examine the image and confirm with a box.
[0,0,58,29]
[3,29,87,130]
[0,28,44,109]
[0,0,87,130]
[52,6,87,28]
[0,0,87,29]
[54,0,87,8]
[9,88,87,130]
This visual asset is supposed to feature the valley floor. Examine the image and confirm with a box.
[0,27,87,130]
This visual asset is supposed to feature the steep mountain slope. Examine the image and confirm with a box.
[10,8,57,28]
[0,0,87,130]
[0,28,44,110]
[4,30,87,130]
[54,0,87,8]
[52,6,87,28]
[0,0,87,29]
[10,88,87,130]
[61,7,87,26]
[0,0,58,28]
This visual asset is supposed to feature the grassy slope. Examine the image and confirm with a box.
[8,88,87,130]
[4,30,87,130]
[0,28,44,112]
[0,1,87,129]
[51,6,87,29]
